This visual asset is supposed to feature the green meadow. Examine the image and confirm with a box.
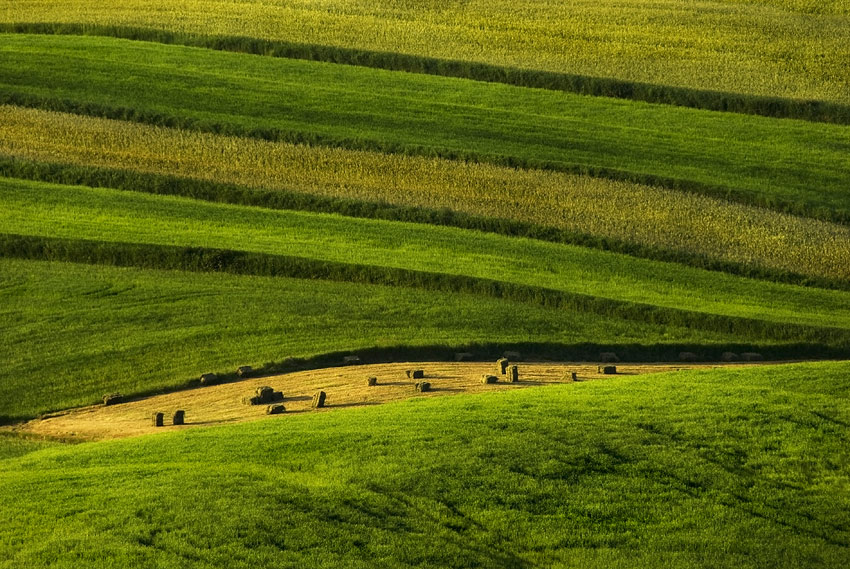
[1,363,848,567]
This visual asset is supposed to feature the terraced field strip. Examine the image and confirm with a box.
[5,176,850,330]
[2,257,748,422]
[13,362,765,441]
[2,0,848,107]
[2,36,848,222]
[3,109,850,284]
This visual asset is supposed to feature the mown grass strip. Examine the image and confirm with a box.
[3,153,850,289]
[6,174,850,331]
[2,0,848,108]
[2,22,848,125]
[0,256,749,422]
[1,35,848,226]
[2,232,848,349]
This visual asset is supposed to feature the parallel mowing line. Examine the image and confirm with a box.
[1,22,848,125]
[1,232,848,348]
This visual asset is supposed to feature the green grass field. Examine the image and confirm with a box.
[1,35,848,221]
[2,363,848,567]
[2,0,848,105]
[1,2,848,565]
[4,176,850,330]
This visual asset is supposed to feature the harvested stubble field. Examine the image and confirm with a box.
[14,361,762,442]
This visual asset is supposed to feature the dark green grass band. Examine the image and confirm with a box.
[3,157,848,292]
[2,232,848,349]
[2,22,848,126]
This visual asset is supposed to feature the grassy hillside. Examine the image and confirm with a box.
[4,176,850,330]
[1,362,848,568]
[1,35,848,221]
[1,0,848,107]
[3,108,850,284]
[1,256,752,422]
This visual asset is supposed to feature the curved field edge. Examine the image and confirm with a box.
[1,0,848,109]
[1,36,848,226]
[3,113,850,285]
[6,176,850,331]
[0,22,847,125]
[0,256,765,423]
[3,232,850,351]
[1,362,848,568]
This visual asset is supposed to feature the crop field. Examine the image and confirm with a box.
[2,0,849,107]
[1,1,848,566]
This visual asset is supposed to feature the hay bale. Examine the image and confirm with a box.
[256,385,274,400]
[454,352,474,362]
[367,376,378,386]
[599,352,619,363]
[102,393,123,406]
[506,365,519,383]
[312,391,327,408]
[503,350,522,361]
[411,369,425,379]
[570,371,578,382]
[172,410,185,425]
[679,352,698,362]
[497,358,509,374]
[266,404,285,415]
[741,352,764,361]
[481,374,498,384]
[236,365,253,378]
[242,395,263,405]
[151,412,164,427]
[200,373,218,386]
[721,351,739,362]
[598,365,617,375]
[415,382,431,392]
[343,355,361,365]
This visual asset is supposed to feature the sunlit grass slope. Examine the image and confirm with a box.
[4,176,850,330]
[1,362,848,568]
[1,0,848,104]
[0,257,744,422]
[3,107,850,283]
[1,36,848,221]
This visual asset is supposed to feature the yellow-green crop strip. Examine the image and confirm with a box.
[3,105,849,283]
[1,0,848,106]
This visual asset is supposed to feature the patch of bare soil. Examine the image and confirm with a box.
[11,361,764,442]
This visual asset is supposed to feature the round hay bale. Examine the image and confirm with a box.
[497,358,509,374]
[172,410,185,425]
[721,351,739,362]
[102,393,123,406]
[367,376,378,386]
[312,390,327,408]
[236,365,253,378]
[411,369,425,379]
[599,352,619,363]
[741,352,764,361]
[503,350,522,361]
[507,365,519,383]
[151,412,164,427]
[343,355,361,365]
[415,382,431,392]
[598,365,617,375]
[454,352,474,362]
[243,395,263,405]
[679,352,698,362]
[481,374,498,384]
[266,404,285,415]
[256,386,275,402]
[200,373,218,386]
